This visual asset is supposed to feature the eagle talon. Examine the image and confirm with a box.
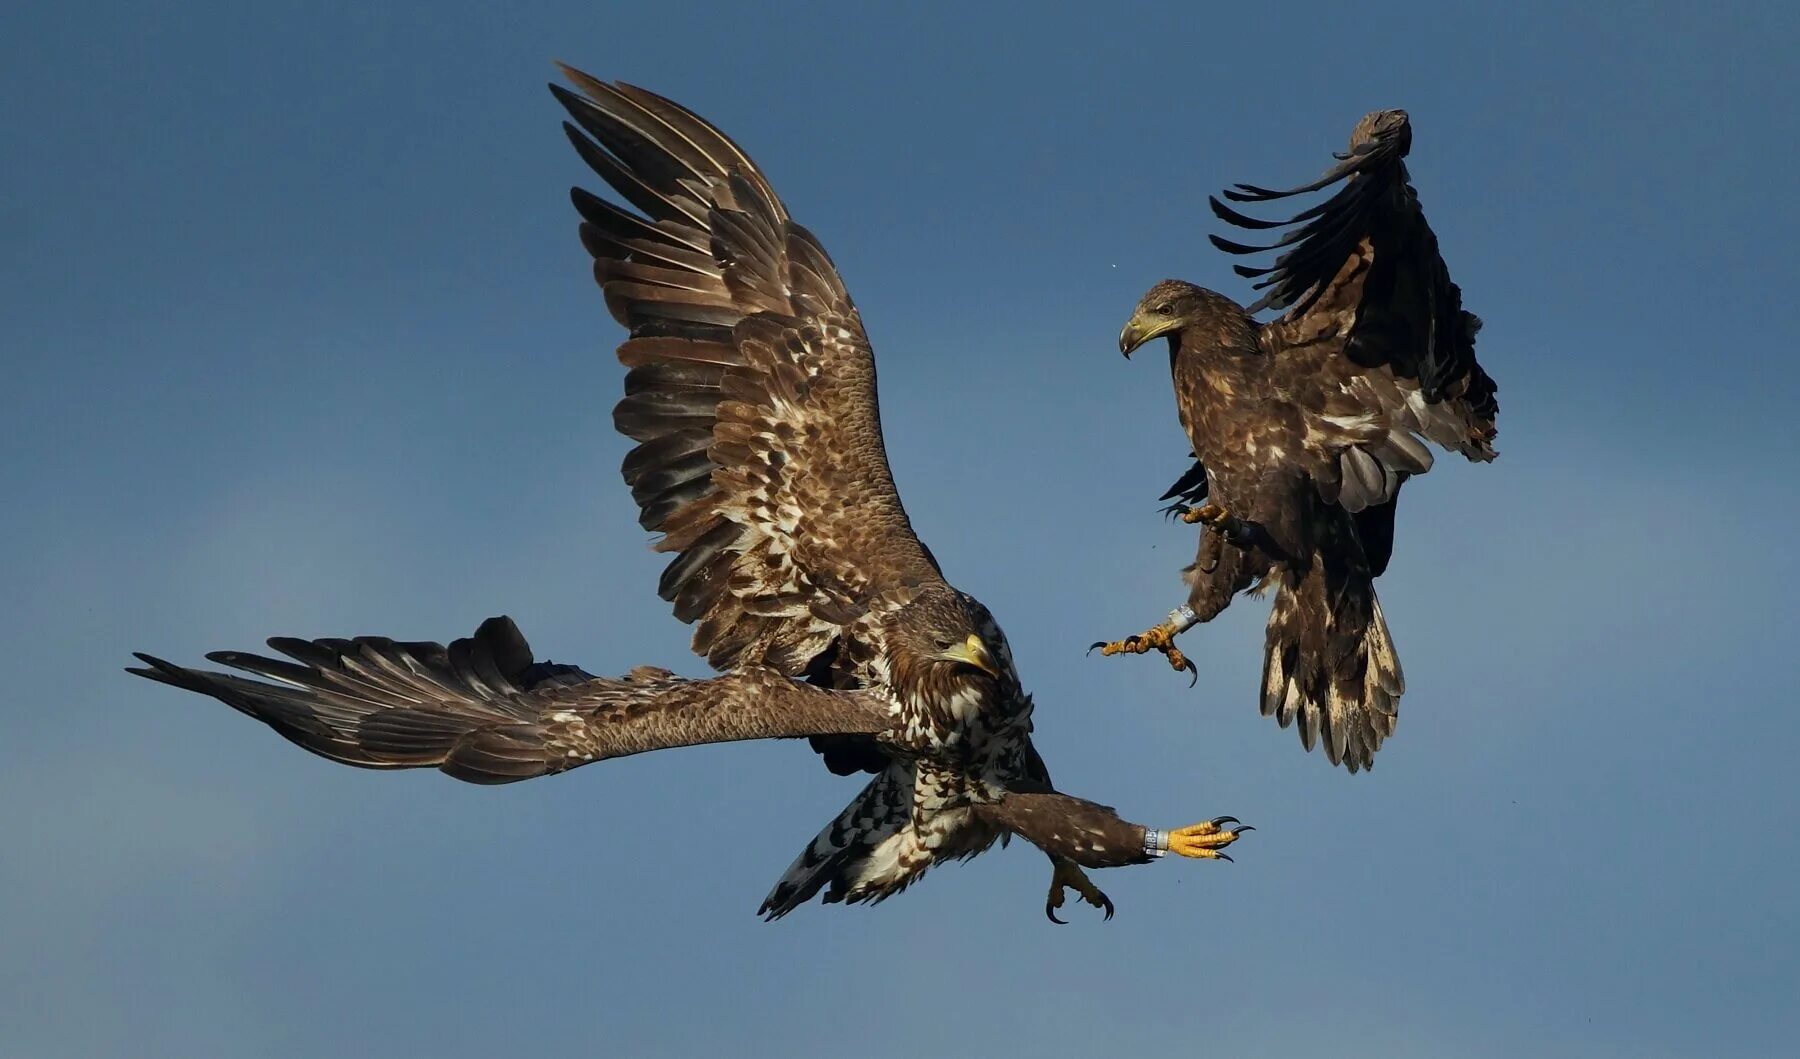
[1168,645,1198,687]
[1091,621,1194,684]
[1183,505,1291,563]
[1045,860,1115,924]
[1180,503,1229,527]
[1167,818,1251,860]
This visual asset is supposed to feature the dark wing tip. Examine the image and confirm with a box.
[472,615,532,677]
[474,614,523,640]
[126,652,188,681]
[547,82,581,108]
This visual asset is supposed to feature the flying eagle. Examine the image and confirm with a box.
[129,67,1249,921]
[1095,110,1498,773]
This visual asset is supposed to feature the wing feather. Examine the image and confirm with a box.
[129,617,892,785]
[553,67,944,686]
[1212,110,1498,514]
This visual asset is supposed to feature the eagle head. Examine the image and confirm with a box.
[1119,279,1241,357]
[885,585,1016,713]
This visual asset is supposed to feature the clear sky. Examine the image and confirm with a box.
[5,2,1797,1056]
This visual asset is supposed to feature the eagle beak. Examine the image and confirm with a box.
[1119,321,1144,358]
[941,634,999,678]
[1119,316,1162,358]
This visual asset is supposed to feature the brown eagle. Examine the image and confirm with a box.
[1095,110,1498,773]
[128,67,1249,921]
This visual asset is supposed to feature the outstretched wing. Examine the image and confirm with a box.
[552,69,943,682]
[1211,110,1498,514]
[128,617,891,785]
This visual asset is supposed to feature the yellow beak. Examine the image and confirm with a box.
[1119,313,1177,358]
[941,634,999,678]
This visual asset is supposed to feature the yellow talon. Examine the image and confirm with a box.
[1088,622,1195,683]
[1179,503,1229,527]
[1092,622,1176,656]
[1167,818,1251,860]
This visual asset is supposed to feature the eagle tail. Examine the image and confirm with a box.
[759,766,909,919]
[1259,559,1404,773]
[758,764,1000,919]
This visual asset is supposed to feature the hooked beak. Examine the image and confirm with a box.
[940,633,999,678]
[1118,314,1174,358]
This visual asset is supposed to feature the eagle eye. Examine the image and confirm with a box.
[1154,303,1174,316]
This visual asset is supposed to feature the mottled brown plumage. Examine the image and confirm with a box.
[127,68,1249,921]
[1113,109,1498,772]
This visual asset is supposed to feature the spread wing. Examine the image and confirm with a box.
[128,617,891,785]
[552,68,943,682]
[1211,110,1498,514]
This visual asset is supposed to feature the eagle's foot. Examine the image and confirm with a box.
[1179,503,1229,527]
[1181,505,1289,562]
[1087,623,1196,684]
[1167,816,1254,861]
[1045,859,1115,924]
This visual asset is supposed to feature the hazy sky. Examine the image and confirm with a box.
[5,2,1798,1056]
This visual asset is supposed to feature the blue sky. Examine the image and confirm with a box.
[4,2,1797,1055]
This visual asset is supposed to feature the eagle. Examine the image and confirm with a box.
[128,67,1249,921]
[1094,110,1498,773]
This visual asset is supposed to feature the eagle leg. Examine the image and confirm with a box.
[1045,858,1115,924]
[1087,621,1197,685]
[1162,817,1255,862]
[1180,504,1292,564]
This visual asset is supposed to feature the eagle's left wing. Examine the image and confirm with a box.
[1211,110,1499,516]
[552,69,947,689]
[129,616,891,785]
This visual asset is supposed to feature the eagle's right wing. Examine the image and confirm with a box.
[553,69,946,682]
[129,616,891,785]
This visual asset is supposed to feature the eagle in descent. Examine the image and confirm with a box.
[129,67,1249,921]
[1095,110,1499,773]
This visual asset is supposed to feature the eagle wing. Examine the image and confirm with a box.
[129,616,891,785]
[1211,110,1499,515]
[554,69,944,683]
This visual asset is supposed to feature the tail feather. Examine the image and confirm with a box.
[1261,565,1404,773]
[758,764,1001,919]
[760,766,911,919]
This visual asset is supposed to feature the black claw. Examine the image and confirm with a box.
[1046,900,1067,925]
[1180,659,1199,688]
[1100,894,1116,921]
[1086,642,1106,655]
[1232,825,1255,834]
[1210,816,1240,827]
[1216,852,1234,863]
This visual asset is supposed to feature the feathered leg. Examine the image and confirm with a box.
[1179,504,1293,566]
[978,792,1253,922]
[1092,498,1277,684]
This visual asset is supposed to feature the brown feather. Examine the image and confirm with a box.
[1127,110,1494,772]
